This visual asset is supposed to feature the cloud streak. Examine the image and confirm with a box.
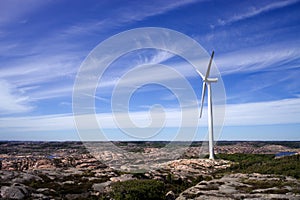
[1,98,299,134]
[215,42,300,75]
[218,0,300,26]
[0,0,202,108]
[0,51,84,102]
[225,98,300,126]
[0,80,33,114]
[0,0,52,26]
[61,0,201,37]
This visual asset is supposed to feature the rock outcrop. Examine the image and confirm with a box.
[177,173,300,200]
[1,183,29,200]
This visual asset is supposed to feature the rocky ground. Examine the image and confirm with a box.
[177,173,300,200]
[1,161,300,199]
[0,141,299,199]
[0,158,230,199]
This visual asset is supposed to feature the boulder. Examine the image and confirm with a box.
[92,181,112,193]
[31,193,50,200]
[110,174,135,182]
[12,172,43,184]
[65,192,90,200]
[1,184,28,199]
[166,191,176,200]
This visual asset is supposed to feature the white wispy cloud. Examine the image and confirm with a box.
[0,50,83,81]
[139,50,175,65]
[218,0,300,26]
[115,0,201,24]
[0,50,179,102]
[0,79,33,114]
[1,98,299,134]
[0,113,74,132]
[0,52,83,101]
[80,49,205,97]
[215,42,300,75]
[61,0,201,36]
[0,0,52,26]
[225,98,300,126]
[0,0,204,111]
[1,34,297,113]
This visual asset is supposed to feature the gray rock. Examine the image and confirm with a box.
[31,193,50,200]
[1,184,28,200]
[65,192,90,200]
[62,180,75,185]
[12,172,42,184]
[110,174,135,182]
[1,170,18,182]
[218,184,236,193]
[92,181,112,193]
[166,191,176,200]
[176,173,300,200]
[36,188,56,194]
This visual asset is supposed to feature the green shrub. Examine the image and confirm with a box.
[216,154,300,178]
[110,179,165,200]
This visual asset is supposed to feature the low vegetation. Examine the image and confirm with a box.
[110,179,165,200]
[105,174,206,200]
[216,153,300,178]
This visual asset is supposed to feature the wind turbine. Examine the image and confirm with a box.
[196,51,217,160]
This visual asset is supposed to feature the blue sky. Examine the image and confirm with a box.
[0,0,299,141]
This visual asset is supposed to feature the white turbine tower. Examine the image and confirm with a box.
[196,51,217,160]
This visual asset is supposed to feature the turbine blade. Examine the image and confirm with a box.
[205,51,214,80]
[195,69,202,77]
[199,82,207,118]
